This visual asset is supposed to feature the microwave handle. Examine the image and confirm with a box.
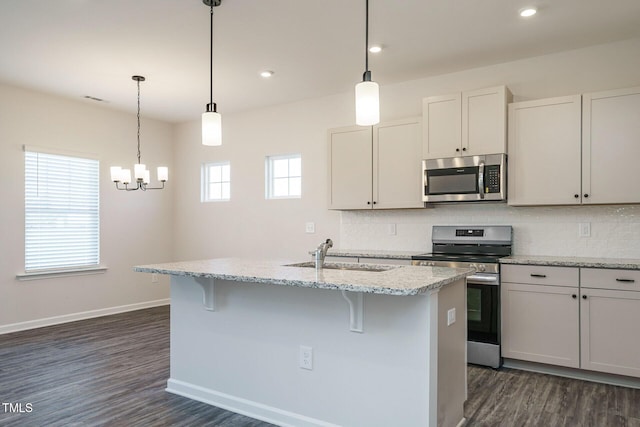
[478,161,485,199]
[423,168,428,193]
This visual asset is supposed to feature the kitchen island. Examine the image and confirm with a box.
[134,258,473,427]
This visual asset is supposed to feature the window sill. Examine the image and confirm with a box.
[16,266,108,281]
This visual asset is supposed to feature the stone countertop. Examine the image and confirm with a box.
[326,249,425,260]
[500,255,640,270]
[134,258,473,296]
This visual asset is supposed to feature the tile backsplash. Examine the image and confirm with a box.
[340,204,640,258]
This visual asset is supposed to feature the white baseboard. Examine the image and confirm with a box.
[503,358,640,389]
[166,378,339,427]
[0,299,170,335]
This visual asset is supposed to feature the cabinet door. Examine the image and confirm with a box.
[501,282,580,368]
[462,86,511,156]
[422,93,461,159]
[508,96,582,206]
[328,126,372,210]
[581,288,640,378]
[373,117,423,209]
[582,86,640,204]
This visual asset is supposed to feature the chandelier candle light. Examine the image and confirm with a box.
[202,0,222,146]
[110,75,168,191]
[355,0,380,126]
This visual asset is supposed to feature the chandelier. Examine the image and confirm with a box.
[110,75,168,191]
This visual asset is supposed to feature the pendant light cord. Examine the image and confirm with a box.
[365,0,369,73]
[137,78,141,164]
[209,4,213,105]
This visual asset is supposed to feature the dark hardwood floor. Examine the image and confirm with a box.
[0,306,638,426]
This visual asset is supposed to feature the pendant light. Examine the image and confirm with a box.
[110,76,168,191]
[202,0,222,146]
[355,0,380,126]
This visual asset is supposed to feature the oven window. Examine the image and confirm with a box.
[467,283,499,344]
[427,168,478,195]
[467,287,482,322]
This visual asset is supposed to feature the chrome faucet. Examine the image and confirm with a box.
[310,238,333,269]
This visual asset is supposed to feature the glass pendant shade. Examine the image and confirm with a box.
[157,166,168,182]
[355,80,380,126]
[202,110,222,146]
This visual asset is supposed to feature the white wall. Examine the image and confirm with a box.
[172,94,344,261]
[173,37,640,261]
[0,83,174,331]
[4,37,640,330]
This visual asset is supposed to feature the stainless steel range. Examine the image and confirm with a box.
[411,225,513,368]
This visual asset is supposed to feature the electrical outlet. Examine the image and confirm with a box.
[388,223,397,235]
[579,222,591,238]
[151,273,159,283]
[299,345,313,370]
[447,308,456,326]
[305,222,315,234]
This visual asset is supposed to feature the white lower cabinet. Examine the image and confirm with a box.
[501,266,580,368]
[502,264,640,378]
[580,268,640,377]
[502,282,580,368]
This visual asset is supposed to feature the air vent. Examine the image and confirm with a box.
[83,95,106,102]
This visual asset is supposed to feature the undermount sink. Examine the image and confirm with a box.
[285,261,396,273]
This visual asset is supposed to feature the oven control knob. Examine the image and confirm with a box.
[477,264,486,272]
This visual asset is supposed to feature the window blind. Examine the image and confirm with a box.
[24,150,100,272]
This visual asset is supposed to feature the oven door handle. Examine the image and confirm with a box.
[467,274,498,285]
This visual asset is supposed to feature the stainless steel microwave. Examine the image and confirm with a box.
[422,154,506,203]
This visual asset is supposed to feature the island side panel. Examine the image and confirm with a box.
[167,275,435,427]
[436,278,467,427]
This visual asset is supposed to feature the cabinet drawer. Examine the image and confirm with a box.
[581,268,640,291]
[501,264,579,287]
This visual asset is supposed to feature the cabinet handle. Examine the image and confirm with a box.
[530,273,547,278]
[455,148,460,152]
[584,194,589,198]
[572,294,577,299]
[582,295,588,300]
[462,147,467,151]
[574,194,579,198]
[373,201,377,205]
[616,278,635,283]
[367,201,371,205]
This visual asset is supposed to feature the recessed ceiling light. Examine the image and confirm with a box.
[369,45,382,54]
[519,7,537,17]
[260,70,274,78]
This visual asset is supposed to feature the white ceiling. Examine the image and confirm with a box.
[1,0,639,123]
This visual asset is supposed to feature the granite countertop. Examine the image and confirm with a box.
[134,258,473,296]
[327,249,425,260]
[501,255,640,270]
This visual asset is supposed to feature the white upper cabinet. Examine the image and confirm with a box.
[508,86,640,206]
[463,86,511,156]
[328,126,372,210]
[328,117,423,210]
[422,93,462,159]
[508,96,582,206]
[373,118,423,209]
[423,85,511,159]
[582,86,640,204]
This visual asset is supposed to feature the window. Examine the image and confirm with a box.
[201,161,230,202]
[265,154,301,199]
[24,149,100,272]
